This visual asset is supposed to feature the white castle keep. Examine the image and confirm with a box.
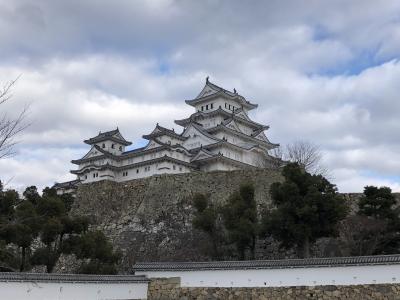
[54,79,279,193]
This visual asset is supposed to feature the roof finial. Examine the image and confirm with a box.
[206,76,209,83]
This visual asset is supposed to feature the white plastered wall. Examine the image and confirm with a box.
[0,281,148,300]
[136,264,400,288]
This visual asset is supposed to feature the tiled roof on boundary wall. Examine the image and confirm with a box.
[0,272,149,283]
[133,254,400,272]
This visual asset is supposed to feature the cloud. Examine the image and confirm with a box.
[0,0,399,193]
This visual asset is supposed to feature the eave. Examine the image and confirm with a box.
[175,108,268,130]
[185,91,258,110]
[192,154,257,169]
[207,125,279,150]
[70,155,197,175]
[84,136,132,146]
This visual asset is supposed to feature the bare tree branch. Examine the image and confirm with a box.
[0,76,20,105]
[0,76,29,159]
[270,140,331,178]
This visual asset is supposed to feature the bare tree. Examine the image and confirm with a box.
[270,140,330,178]
[0,77,29,158]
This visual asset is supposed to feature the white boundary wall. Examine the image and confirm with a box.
[0,274,148,300]
[136,264,400,288]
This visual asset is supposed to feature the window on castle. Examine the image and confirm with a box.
[111,144,115,149]
[225,103,227,108]
[179,167,182,171]
[102,143,105,148]
[93,173,95,178]
[206,104,209,110]
[136,169,139,173]
[201,106,204,111]
[173,165,176,170]
[211,103,214,109]
[119,146,122,151]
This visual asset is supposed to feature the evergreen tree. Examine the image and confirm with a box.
[262,163,347,258]
[192,193,221,259]
[0,183,118,274]
[221,184,258,260]
[359,186,397,219]
[31,190,90,273]
[71,231,121,274]
[356,186,400,254]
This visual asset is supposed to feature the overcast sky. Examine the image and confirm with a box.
[1,0,399,192]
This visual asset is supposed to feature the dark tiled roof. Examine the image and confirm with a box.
[71,155,197,175]
[143,124,188,141]
[185,80,258,110]
[207,125,279,149]
[53,179,80,189]
[0,272,149,283]
[84,128,132,146]
[175,109,267,130]
[133,255,400,272]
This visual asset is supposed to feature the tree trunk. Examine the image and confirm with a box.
[301,236,310,258]
[211,237,219,260]
[250,235,256,260]
[19,247,26,272]
[238,245,245,260]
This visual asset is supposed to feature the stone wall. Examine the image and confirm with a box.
[70,169,400,273]
[147,278,400,300]
[72,169,283,271]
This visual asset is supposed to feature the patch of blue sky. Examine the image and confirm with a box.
[360,170,400,184]
[309,25,389,77]
[307,50,389,78]
[157,61,171,75]
[124,138,148,152]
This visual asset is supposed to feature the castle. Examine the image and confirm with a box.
[54,78,278,193]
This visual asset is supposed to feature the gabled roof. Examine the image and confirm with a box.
[190,148,216,162]
[53,179,81,189]
[222,118,243,133]
[71,145,116,165]
[207,124,279,150]
[182,122,221,142]
[84,128,132,146]
[133,254,400,272]
[191,153,257,169]
[185,79,258,110]
[175,108,268,130]
[143,124,188,141]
